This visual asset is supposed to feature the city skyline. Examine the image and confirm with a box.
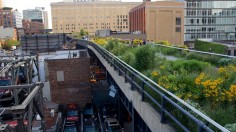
[6,0,143,28]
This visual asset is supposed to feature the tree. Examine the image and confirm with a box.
[2,39,20,50]
[79,29,85,36]
[79,29,89,36]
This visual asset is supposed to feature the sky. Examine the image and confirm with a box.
[6,0,142,29]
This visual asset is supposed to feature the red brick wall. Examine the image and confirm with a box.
[46,58,92,108]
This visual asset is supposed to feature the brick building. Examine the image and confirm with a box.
[0,7,14,28]
[129,1,184,45]
[45,57,92,108]
[22,19,44,35]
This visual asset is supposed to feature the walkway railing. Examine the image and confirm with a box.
[151,42,236,59]
[84,40,229,132]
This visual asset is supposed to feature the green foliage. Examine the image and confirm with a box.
[111,44,130,56]
[134,45,155,71]
[195,40,227,54]
[218,58,236,66]
[186,52,222,66]
[170,60,209,73]
[203,104,236,127]
[99,38,236,130]
[104,39,119,51]
[2,39,20,50]
[79,29,88,36]
[119,39,130,44]
[121,52,136,67]
[225,123,236,132]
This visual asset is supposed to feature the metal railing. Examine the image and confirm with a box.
[151,42,236,59]
[84,40,230,132]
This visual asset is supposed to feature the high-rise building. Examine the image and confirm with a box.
[51,1,141,34]
[0,7,14,28]
[130,1,184,45]
[13,9,22,28]
[184,0,236,42]
[35,7,49,29]
[42,11,48,29]
[23,7,48,29]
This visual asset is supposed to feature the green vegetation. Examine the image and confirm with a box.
[195,40,227,54]
[94,38,236,131]
[2,39,20,50]
[72,29,89,39]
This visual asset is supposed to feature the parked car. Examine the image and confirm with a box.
[104,118,123,132]
[101,103,116,120]
[83,103,97,121]
[64,124,78,132]
[83,119,98,132]
[66,104,80,123]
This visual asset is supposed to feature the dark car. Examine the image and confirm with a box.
[64,124,78,132]
[83,103,97,121]
[83,120,98,132]
[101,103,116,120]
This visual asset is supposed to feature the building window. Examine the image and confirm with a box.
[176,18,181,25]
[176,27,181,32]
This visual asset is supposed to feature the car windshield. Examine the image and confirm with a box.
[108,125,121,132]
[84,109,93,115]
[67,110,78,116]
[64,126,77,132]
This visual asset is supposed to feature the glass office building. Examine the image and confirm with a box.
[185,1,236,42]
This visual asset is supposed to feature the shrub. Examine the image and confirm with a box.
[225,123,236,132]
[104,39,119,51]
[111,44,130,56]
[218,58,236,66]
[121,52,136,67]
[194,40,227,54]
[186,52,222,66]
[2,39,20,50]
[171,60,209,73]
[134,45,155,71]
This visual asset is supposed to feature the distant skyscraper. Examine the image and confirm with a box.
[13,10,22,28]
[23,7,48,29]
[35,7,49,29]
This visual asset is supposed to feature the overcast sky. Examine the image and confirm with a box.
[6,0,142,29]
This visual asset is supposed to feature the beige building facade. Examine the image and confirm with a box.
[130,1,184,45]
[0,0,2,8]
[51,1,141,34]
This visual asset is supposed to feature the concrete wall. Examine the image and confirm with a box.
[46,58,92,108]
[0,26,17,40]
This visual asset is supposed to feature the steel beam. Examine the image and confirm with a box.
[0,83,36,90]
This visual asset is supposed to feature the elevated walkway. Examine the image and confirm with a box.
[89,45,175,132]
